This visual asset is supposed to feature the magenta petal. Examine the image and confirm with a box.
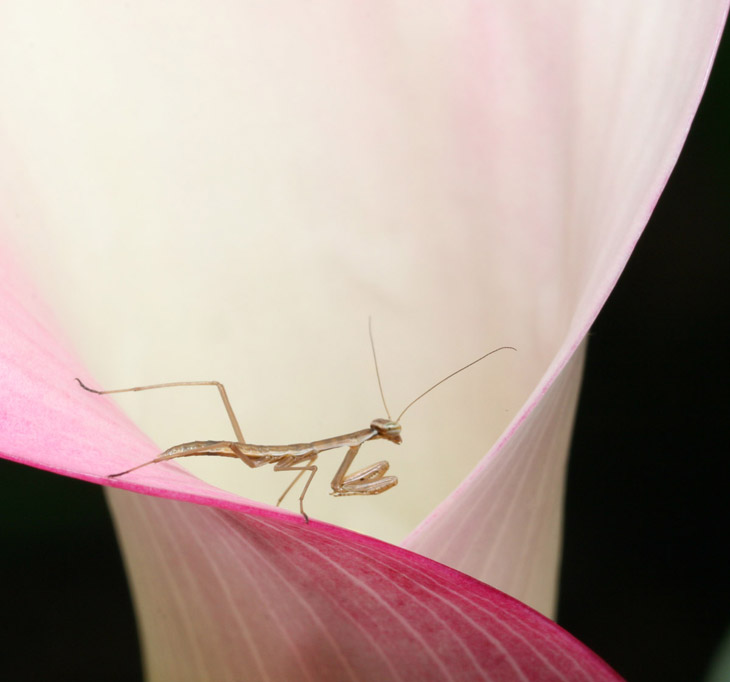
[109,489,623,681]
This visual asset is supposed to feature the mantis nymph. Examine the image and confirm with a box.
[78,323,514,522]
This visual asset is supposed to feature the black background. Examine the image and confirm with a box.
[1,26,727,682]
[557,24,730,682]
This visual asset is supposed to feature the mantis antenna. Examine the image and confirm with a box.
[369,317,393,420]
[395,345,516,422]
[368,318,515,424]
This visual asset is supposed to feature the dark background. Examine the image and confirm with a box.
[557,24,730,682]
[1,27,727,682]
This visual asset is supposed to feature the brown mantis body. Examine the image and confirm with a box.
[77,324,514,522]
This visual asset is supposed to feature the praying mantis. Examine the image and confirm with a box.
[77,322,514,522]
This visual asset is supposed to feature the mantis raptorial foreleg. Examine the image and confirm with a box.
[330,445,397,496]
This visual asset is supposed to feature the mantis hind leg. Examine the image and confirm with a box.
[273,454,319,523]
[76,378,246,443]
[109,440,240,478]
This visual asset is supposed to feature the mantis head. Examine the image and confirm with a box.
[370,418,402,444]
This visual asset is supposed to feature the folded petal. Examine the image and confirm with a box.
[0,262,625,678]
[0,1,726,623]
[403,0,728,613]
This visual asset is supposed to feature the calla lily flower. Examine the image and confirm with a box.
[1,1,727,679]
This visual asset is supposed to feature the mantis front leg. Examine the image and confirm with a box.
[330,445,398,497]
